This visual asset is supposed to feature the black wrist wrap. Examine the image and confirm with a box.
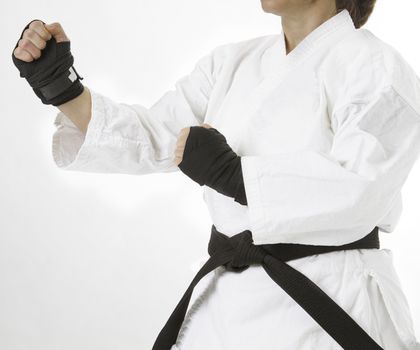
[12,19,84,106]
[178,126,248,205]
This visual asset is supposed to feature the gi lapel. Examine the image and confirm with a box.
[232,9,356,153]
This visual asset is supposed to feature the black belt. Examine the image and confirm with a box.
[152,225,383,350]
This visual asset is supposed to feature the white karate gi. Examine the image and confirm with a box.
[51,9,420,350]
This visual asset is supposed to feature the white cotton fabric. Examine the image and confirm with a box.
[51,9,420,349]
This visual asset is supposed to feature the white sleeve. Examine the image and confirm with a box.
[51,46,225,175]
[241,84,420,245]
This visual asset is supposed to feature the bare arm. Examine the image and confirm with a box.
[56,86,92,135]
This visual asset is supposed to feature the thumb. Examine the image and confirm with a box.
[45,22,69,43]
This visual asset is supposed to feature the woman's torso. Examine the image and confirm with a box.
[173,9,420,349]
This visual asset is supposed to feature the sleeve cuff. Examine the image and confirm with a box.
[240,156,268,245]
[51,88,105,170]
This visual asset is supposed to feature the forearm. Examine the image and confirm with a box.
[56,86,92,135]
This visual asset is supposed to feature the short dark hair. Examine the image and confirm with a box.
[336,0,377,28]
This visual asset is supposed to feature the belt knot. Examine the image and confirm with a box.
[208,226,267,272]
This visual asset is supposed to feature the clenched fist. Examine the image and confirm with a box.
[12,19,84,106]
[13,21,68,62]
[175,123,248,205]
[174,123,212,166]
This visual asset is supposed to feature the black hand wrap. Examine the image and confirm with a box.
[12,19,84,106]
[178,126,248,205]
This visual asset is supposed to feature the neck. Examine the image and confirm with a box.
[281,3,338,55]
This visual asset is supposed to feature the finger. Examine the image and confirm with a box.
[201,123,212,128]
[175,143,185,152]
[29,20,52,41]
[18,38,41,59]
[175,136,187,148]
[178,127,190,137]
[13,46,34,62]
[179,133,189,145]
[180,128,190,139]
[23,29,46,50]
[175,135,185,145]
[45,22,69,43]
[174,149,184,158]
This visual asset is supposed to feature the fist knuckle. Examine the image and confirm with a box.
[29,20,43,29]
[26,30,36,40]
[41,31,51,40]
[13,47,21,58]
[41,28,51,37]
[21,39,30,48]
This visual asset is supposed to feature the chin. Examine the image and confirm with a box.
[260,0,284,15]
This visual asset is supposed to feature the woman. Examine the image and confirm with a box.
[12,0,420,349]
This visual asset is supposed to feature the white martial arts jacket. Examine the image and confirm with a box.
[52,9,420,350]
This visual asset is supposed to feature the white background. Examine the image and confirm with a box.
[1,0,420,349]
